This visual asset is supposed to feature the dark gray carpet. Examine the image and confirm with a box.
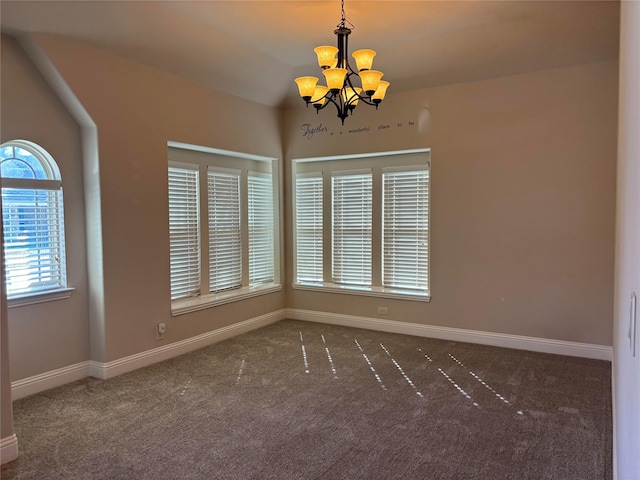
[1,319,611,479]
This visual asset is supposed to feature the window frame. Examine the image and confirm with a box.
[167,142,281,316]
[0,139,73,308]
[292,149,431,302]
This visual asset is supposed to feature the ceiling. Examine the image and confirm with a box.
[0,1,620,108]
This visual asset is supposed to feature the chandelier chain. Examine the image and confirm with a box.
[337,0,354,30]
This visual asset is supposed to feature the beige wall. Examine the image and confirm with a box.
[31,34,286,364]
[284,61,618,346]
[0,31,617,388]
[0,35,90,380]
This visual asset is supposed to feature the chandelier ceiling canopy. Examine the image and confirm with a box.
[294,0,390,125]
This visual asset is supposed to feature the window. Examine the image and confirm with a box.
[168,164,200,300]
[207,168,241,293]
[332,171,372,286]
[248,172,275,285]
[1,140,71,303]
[382,168,430,291]
[168,143,280,315]
[294,173,323,282]
[294,150,430,301]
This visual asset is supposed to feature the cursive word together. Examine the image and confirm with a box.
[301,123,329,140]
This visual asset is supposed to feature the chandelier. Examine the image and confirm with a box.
[294,0,390,125]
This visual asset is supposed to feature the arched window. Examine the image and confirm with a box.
[1,140,68,299]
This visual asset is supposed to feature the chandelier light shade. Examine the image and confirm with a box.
[359,70,384,96]
[323,68,348,92]
[352,49,376,71]
[294,76,319,102]
[294,0,390,125]
[314,46,339,68]
[371,81,390,104]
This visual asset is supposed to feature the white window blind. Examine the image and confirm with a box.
[168,165,200,300]
[295,173,323,282]
[382,169,430,292]
[332,172,372,286]
[207,168,241,293]
[1,187,66,296]
[248,172,274,285]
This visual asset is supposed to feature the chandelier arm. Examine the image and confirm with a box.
[320,92,349,124]
[343,73,371,105]
[354,96,376,106]
[344,72,358,90]
[343,74,353,93]
[313,92,340,112]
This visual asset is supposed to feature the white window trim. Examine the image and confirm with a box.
[171,283,282,316]
[291,281,429,302]
[7,287,75,308]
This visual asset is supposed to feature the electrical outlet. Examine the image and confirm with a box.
[157,322,166,340]
[377,306,389,315]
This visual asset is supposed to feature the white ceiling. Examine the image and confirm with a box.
[0,1,620,108]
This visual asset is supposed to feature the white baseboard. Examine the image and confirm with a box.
[286,309,613,361]
[11,362,92,400]
[0,434,18,465]
[10,307,610,401]
[89,309,287,380]
[12,309,287,397]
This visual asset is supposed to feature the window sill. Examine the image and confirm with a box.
[171,283,282,316]
[292,282,430,302]
[8,287,75,308]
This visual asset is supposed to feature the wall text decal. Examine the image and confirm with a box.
[300,120,417,140]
